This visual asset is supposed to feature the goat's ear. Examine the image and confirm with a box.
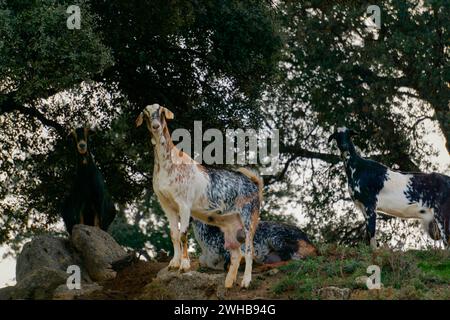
[161,107,174,120]
[349,129,360,137]
[328,133,337,143]
[135,112,144,127]
[67,129,75,141]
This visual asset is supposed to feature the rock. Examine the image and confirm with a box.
[266,268,280,276]
[139,281,175,300]
[0,268,67,300]
[53,283,103,300]
[141,267,225,300]
[317,286,351,300]
[16,235,91,283]
[2,227,127,300]
[71,225,127,281]
[0,286,16,300]
[355,276,368,286]
[111,252,138,272]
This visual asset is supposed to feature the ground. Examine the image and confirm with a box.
[80,244,450,300]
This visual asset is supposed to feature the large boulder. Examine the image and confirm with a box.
[71,225,127,281]
[317,286,351,300]
[0,225,128,300]
[16,235,91,283]
[0,268,67,300]
[140,267,226,300]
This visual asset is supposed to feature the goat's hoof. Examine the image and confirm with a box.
[179,259,191,272]
[168,258,181,270]
[369,238,377,249]
[224,277,236,289]
[240,276,251,288]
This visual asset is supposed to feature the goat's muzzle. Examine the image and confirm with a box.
[151,121,160,130]
[77,141,87,154]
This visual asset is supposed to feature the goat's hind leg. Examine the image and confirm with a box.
[434,216,449,249]
[241,203,259,288]
[241,214,258,287]
[100,198,117,231]
[62,200,77,235]
[178,204,191,272]
[241,230,254,288]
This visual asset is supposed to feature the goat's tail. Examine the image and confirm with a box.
[236,168,264,204]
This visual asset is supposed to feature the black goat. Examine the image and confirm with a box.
[329,127,450,248]
[61,127,116,234]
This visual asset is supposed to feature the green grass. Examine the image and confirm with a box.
[272,244,450,300]
[414,250,450,283]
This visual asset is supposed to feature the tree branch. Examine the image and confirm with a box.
[0,91,65,136]
[281,144,341,164]
[264,144,341,185]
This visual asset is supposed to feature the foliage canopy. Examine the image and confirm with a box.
[0,0,448,254]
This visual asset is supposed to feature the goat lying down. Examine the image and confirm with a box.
[193,220,318,271]
[61,127,116,234]
[329,127,450,248]
[136,104,263,288]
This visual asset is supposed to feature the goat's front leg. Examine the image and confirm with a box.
[365,207,377,249]
[225,247,242,288]
[357,202,377,249]
[178,204,191,272]
[164,209,182,270]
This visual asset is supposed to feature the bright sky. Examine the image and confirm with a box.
[0,247,16,288]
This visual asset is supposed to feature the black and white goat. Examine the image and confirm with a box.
[329,127,450,248]
[136,104,263,288]
[61,127,117,234]
[193,220,317,271]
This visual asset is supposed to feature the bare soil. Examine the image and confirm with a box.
[79,260,288,300]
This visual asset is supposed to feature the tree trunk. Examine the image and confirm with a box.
[434,108,450,155]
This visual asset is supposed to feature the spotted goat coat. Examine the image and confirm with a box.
[136,104,263,288]
[193,220,318,270]
[329,127,450,248]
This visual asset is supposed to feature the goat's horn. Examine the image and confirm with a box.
[67,129,75,138]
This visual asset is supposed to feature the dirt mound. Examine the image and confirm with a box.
[79,261,167,299]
